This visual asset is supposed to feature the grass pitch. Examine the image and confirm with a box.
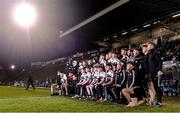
[0,86,180,112]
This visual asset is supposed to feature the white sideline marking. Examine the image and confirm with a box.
[0,96,51,100]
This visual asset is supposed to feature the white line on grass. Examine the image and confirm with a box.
[0,96,51,100]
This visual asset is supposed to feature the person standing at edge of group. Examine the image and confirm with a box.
[26,71,35,91]
[141,44,151,104]
[147,42,163,107]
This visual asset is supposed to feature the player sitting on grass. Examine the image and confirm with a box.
[59,72,68,96]
[114,62,126,103]
[95,65,107,102]
[76,67,91,99]
[81,66,92,99]
[86,65,98,100]
[50,70,62,96]
[100,63,116,103]
[76,68,86,98]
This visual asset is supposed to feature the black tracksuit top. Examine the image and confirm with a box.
[148,49,162,74]
[126,68,141,88]
[114,69,126,86]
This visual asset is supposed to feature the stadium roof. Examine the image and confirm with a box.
[64,0,180,41]
[1,0,180,66]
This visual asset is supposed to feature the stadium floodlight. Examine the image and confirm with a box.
[172,13,180,18]
[10,65,15,70]
[122,32,127,35]
[13,2,37,27]
[131,28,138,32]
[153,21,158,24]
[143,24,151,28]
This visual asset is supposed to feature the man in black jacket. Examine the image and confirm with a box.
[142,44,153,106]
[142,44,149,77]
[26,71,35,90]
[147,42,163,107]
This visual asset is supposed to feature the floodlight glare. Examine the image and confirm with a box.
[13,2,37,27]
[10,65,15,70]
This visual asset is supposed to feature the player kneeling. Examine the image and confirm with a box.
[50,70,62,96]
[50,71,68,96]
[122,62,144,107]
